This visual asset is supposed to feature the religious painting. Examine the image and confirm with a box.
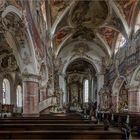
[54,28,71,48]
[69,83,79,104]
[99,89,111,111]
[99,27,117,49]
[50,0,69,25]
[71,1,108,29]
[115,0,136,25]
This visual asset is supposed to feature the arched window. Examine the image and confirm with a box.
[84,80,89,103]
[115,33,126,54]
[2,78,10,104]
[16,85,22,107]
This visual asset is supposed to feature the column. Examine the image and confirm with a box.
[59,74,66,103]
[128,86,140,113]
[91,78,94,102]
[22,74,40,117]
[97,73,104,109]
[0,75,3,103]
[89,77,92,102]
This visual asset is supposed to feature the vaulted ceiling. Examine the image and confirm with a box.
[49,0,139,69]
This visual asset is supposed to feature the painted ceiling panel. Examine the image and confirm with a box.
[115,0,136,25]
[54,27,72,49]
[50,0,70,25]
[71,1,108,29]
[99,27,117,49]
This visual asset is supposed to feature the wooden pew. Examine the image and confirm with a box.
[0,113,125,139]
[0,123,106,131]
[0,130,124,139]
[0,119,97,124]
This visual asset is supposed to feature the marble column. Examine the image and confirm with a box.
[128,86,140,113]
[22,74,40,117]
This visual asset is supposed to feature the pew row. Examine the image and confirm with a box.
[0,119,97,124]
[0,123,106,131]
[0,130,124,139]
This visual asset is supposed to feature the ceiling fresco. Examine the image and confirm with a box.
[50,0,70,25]
[54,27,72,49]
[71,1,108,29]
[115,0,136,25]
[99,27,118,49]
[7,0,22,9]
[54,12,70,34]
[72,25,95,40]
[72,42,90,56]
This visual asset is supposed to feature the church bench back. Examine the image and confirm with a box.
[0,130,124,139]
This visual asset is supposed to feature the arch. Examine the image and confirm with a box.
[2,5,39,74]
[96,32,112,57]
[2,78,11,104]
[112,76,126,96]
[2,5,22,19]
[129,0,140,34]
[130,65,140,87]
[62,56,100,76]
[57,40,109,59]
[50,3,73,37]
[110,1,129,35]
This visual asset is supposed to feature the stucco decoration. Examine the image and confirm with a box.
[54,57,67,75]
[24,1,46,59]
[115,77,124,89]
[0,0,5,11]
[135,70,140,81]
[107,10,126,38]
[72,42,90,56]
[7,0,22,9]
[1,12,33,66]
[0,54,18,72]
[72,25,95,41]
[39,64,48,88]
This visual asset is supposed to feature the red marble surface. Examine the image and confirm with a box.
[128,90,140,112]
[23,81,39,116]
